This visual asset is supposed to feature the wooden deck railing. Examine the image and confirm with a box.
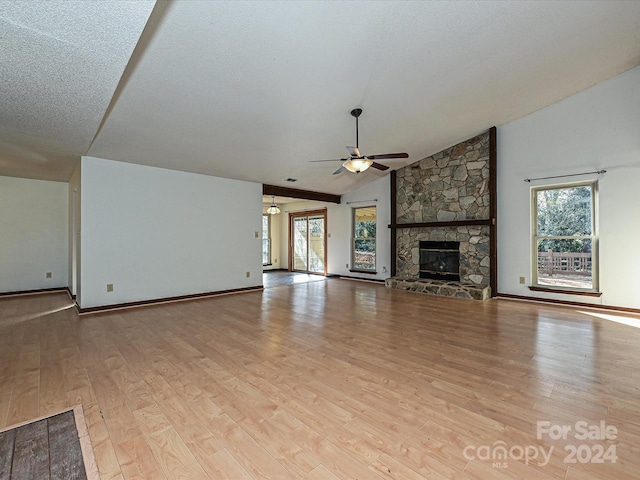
[354,251,376,269]
[537,251,591,276]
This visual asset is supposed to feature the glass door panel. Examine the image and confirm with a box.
[293,217,308,271]
[308,216,325,273]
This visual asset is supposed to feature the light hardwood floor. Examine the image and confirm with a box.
[1,280,639,479]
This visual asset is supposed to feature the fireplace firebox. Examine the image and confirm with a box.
[419,241,460,281]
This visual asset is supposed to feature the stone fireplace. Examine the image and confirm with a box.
[397,226,490,285]
[386,128,496,301]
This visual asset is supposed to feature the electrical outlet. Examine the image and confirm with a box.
[46,272,52,278]
[246,271,251,278]
[255,231,259,238]
[107,283,114,292]
[346,264,349,269]
[519,276,525,284]
[274,258,277,263]
[382,266,387,273]
[328,233,331,238]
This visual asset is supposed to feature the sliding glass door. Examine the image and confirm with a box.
[290,210,326,274]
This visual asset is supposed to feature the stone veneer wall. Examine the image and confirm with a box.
[395,132,491,285]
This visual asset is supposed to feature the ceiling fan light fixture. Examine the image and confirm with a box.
[308,108,408,175]
[343,158,372,173]
[266,196,280,215]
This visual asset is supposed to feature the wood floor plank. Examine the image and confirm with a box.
[202,448,255,480]
[368,452,450,480]
[114,434,167,480]
[1,284,639,479]
[289,423,385,480]
[495,425,571,479]
[92,392,141,444]
[234,411,320,477]
[132,404,210,480]
[304,464,342,480]
[60,346,92,392]
[92,437,124,480]
[39,375,72,418]
[136,369,226,461]
[207,413,296,480]
[461,459,530,480]
[0,395,11,429]
[6,369,39,425]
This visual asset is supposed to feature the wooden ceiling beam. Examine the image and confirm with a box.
[263,184,341,204]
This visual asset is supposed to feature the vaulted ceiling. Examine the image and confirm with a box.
[1,1,639,195]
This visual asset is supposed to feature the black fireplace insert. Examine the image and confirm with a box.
[419,241,460,281]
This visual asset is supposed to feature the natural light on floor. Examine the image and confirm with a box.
[578,310,640,329]
[0,301,75,328]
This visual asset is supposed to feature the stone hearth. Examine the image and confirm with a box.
[385,277,491,301]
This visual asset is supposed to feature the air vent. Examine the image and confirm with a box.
[286,178,298,182]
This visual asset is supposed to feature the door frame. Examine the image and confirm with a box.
[288,209,327,276]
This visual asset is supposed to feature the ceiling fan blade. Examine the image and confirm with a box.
[366,152,409,160]
[309,158,347,163]
[332,166,346,175]
[346,146,361,157]
[370,162,389,171]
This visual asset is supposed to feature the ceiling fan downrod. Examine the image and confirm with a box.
[351,108,362,150]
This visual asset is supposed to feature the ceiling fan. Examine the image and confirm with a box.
[309,108,409,174]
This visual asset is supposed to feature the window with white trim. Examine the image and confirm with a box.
[262,214,271,265]
[532,181,598,291]
[352,206,376,272]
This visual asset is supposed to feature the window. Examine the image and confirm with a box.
[532,181,598,291]
[352,206,376,272]
[262,214,271,265]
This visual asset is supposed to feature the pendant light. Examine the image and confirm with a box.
[266,196,280,215]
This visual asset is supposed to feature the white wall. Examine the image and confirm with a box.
[79,157,263,308]
[276,176,391,281]
[498,66,640,308]
[68,163,81,297]
[0,176,68,292]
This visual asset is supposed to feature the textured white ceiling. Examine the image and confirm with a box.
[1,1,639,193]
[0,0,155,181]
